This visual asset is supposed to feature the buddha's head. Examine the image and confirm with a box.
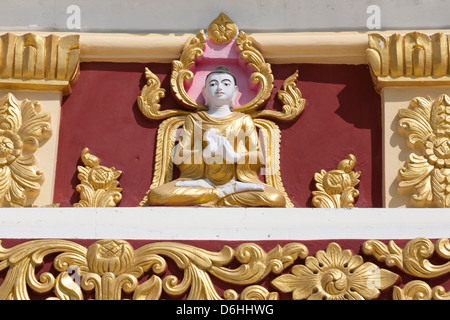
[202,66,238,108]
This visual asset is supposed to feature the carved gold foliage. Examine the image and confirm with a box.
[138,68,189,120]
[392,280,450,300]
[73,148,122,207]
[0,239,309,300]
[367,32,450,91]
[232,30,274,115]
[272,242,398,300]
[312,154,360,208]
[363,238,450,300]
[207,13,238,45]
[0,33,80,95]
[0,239,407,300]
[397,94,450,207]
[362,238,450,279]
[0,92,51,207]
[170,31,207,111]
[252,70,305,121]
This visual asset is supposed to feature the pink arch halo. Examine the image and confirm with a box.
[184,40,260,108]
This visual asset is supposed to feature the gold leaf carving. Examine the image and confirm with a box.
[0,33,80,95]
[0,93,51,207]
[73,148,122,207]
[393,280,433,300]
[391,280,450,300]
[397,94,450,207]
[312,154,361,208]
[0,239,311,300]
[137,67,190,120]
[367,32,450,92]
[170,31,207,110]
[252,70,305,121]
[233,31,274,114]
[272,242,398,300]
[363,238,450,279]
[207,13,238,45]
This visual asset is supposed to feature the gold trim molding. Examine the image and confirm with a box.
[0,33,80,95]
[367,32,450,92]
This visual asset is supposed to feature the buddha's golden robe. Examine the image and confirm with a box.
[147,111,286,207]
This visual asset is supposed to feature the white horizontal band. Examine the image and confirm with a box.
[0,207,448,241]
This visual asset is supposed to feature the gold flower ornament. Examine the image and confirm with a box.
[0,93,51,207]
[272,242,398,300]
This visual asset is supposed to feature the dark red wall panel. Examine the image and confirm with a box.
[54,62,381,207]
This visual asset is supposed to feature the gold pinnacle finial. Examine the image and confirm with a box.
[207,13,238,45]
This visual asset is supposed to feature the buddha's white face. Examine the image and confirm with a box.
[203,73,238,108]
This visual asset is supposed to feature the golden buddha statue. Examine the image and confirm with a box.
[147,66,286,207]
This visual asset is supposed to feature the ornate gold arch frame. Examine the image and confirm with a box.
[137,13,306,208]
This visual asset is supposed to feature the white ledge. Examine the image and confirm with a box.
[0,207,448,241]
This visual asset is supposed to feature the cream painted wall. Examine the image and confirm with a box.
[0,0,449,34]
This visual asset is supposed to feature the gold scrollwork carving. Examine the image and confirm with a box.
[0,33,80,95]
[0,239,309,300]
[0,92,51,207]
[312,154,360,208]
[392,280,450,300]
[170,31,207,111]
[73,148,122,207]
[138,68,189,120]
[363,238,450,300]
[0,239,408,300]
[397,94,450,207]
[362,238,450,279]
[232,31,274,114]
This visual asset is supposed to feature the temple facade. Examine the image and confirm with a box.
[0,0,449,301]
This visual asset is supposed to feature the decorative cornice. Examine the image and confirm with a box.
[0,33,80,95]
[367,32,450,92]
[4,29,449,66]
